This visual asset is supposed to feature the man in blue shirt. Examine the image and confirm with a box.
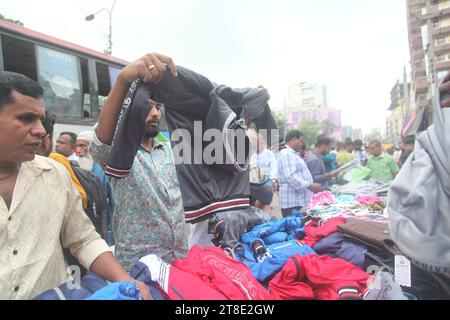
[278,130,321,217]
[307,136,337,190]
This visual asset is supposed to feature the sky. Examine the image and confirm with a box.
[0,0,410,132]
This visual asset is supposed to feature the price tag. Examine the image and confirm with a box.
[395,255,411,287]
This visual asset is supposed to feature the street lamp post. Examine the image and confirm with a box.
[85,0,117,55]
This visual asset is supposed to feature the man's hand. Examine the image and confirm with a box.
[272,179,279,192]
[136,281,153,300]
[439,72,450,108]
[308,183,322,193]
[325,172,338,180]
[119,52,178,85]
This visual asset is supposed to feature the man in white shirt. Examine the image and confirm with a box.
[0,71,151,300]
[248,129,278,212]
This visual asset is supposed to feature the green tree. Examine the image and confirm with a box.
[322,120,335,136]
[297,119,321,149]
[0,13,24,26]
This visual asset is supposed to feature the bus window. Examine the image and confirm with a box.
[36,46,82,119]
[109,66,121,87]
[96,62,111,110]
[79,57,92,119]
[1,34,37,80]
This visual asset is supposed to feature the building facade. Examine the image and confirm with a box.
[407,0,450,134]
[286,107,342,141]
[286,82,328,113]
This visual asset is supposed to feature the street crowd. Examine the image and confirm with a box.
[0,52,449,300]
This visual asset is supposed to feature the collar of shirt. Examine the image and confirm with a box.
[8,157,53,216]
[285,145,296,154]
[140,139,165,153]
[372,153,386,160]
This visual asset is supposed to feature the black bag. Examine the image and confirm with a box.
[70,161,109,240]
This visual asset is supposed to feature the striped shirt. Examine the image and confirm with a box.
[277,146,313,209]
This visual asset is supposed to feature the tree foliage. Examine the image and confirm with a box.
[0,13,24,26]
[297,119,336,149]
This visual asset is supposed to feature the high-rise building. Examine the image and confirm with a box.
[386,80,410,145]
[286,82,328,113]
[406,0,450,135]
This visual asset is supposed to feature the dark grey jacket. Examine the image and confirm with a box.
[105,66,278,223]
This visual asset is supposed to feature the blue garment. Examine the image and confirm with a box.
[33,269,165,300]
[313,232,367,269]
[323,152,337,173]
[240,216,305,249]
[92,162,116,245]
[235,239,316,282]
[335,194,356,203]
[33,272,107,300]
[86,282,141,300]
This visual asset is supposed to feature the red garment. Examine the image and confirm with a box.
[166,266,228,300]
[269,254,370,300]
[173,246,272,300]
[302,217,346,246]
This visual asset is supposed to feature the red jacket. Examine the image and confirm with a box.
[302,217,346,247]
[173,246,272,300]
[269,254,370,300]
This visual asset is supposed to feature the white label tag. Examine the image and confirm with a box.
[395,255,411,287]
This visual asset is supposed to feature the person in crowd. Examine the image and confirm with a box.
[353,139,368,166]
[366,140,400,182]
[37,111,88,210]
[90,52,188,271]
[0,71,151,300]
[307,136,337,189]
[277,130,321,217]
[392,143,401,162]
[248,129,278,212]
[55,132,79,161]
[386,144,395,157]
[398,135,415,168]
[336,140,356,168]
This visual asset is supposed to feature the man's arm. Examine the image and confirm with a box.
[96,53,177,145]
[60,171,152,299]
[89,252,152,300]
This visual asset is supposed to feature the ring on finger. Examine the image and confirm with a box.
[148,65,156,71]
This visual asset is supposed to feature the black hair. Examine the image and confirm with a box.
[316,136,332,147]
[41,111,56,139]
[0,71,43,110]
[353,139,363,146]
[285,130,303,142]
[59,132,78,147]
[369,139,382,147]
[403,135,415,145]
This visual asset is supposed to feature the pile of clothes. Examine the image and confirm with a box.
[305,191,388,224]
